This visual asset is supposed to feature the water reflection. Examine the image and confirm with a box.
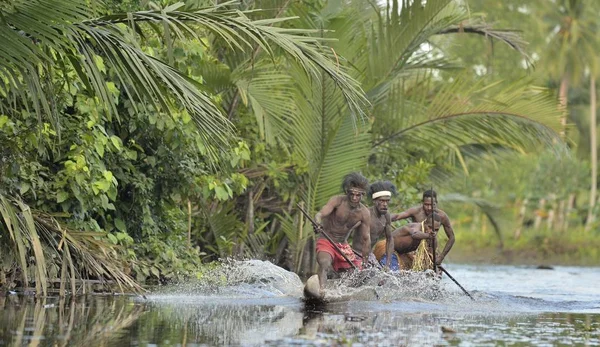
[1,295,600,346]
[132,298,304,346]
[2,263,600,346]
[0,295,144,346]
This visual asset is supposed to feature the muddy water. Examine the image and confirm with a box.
[1,261,599,346]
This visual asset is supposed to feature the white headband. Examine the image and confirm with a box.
[372,191,391,199]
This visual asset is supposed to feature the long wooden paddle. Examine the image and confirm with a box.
[438,265,475,301]
[431,185,437,274]
[296,203,358,270]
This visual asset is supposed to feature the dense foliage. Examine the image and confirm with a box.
[2,0,597,295]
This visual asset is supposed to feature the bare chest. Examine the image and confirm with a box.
[370,213,387,235]
[330,206,363,228]
[412,210,428,223]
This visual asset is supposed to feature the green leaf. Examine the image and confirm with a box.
[93,180,110,193]
[94,141,105,157]
[110,136,122,151]
[107,233,118,244]
[146,156,156,167]
[100,194,110,209]
[214,186,229,200]
[181,110,191,124]
[56,191,69,203]
[20,183,31,195]
[0,115,10,128]
[115,218,126,232]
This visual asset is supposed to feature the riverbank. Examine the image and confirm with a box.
[447,227,600,266]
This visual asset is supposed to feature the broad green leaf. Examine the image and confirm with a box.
[107,233,118,244]
[94,141,105,157]
[214,186,229,200]
[20,183,31,195]
[110,136,122,151]
[115,218,126,232]
[56,191,69,203]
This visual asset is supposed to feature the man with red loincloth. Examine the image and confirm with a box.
[313,172,371,292]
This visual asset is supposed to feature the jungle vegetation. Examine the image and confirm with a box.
[0,0,596,295]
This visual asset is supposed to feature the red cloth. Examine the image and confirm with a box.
[316,238,362,271]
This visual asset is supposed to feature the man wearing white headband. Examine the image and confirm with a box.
[352,180,397,270]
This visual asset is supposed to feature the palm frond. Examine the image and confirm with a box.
[373,78,565,156]
[436,23,530,63]
[90,5,370,119]
[287,63,370,210]
[204,202,244,258]
[0,0,369,160]
[241,224,271,259]
[277,212,312,273]
[231,61,297,143]
[0,193,144,296]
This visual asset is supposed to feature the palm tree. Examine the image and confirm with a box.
[0,0,370,294]
[528,0,600,229]
[252,0,565,272]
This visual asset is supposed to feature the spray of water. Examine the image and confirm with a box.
[148,259,304,300]
[318,268,447,302]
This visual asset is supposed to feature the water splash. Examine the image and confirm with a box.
[147,259,304,300]
[322,268,454,303]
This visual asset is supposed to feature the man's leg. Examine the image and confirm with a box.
[316,251,333,290]
[398,253,413,270]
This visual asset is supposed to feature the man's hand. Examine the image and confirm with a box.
[313,223,324,233]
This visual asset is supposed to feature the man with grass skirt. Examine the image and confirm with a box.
[375,212,441,270]
[352,180,397,271]
[391,189,456,270]
[313,172,371,293]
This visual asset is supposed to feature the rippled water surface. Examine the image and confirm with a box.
[1,261,599,346]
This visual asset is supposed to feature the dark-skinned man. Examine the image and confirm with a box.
[351,180,397,270]
[391,189,455,270]
[388,212,441,269]
[312,172,371,294]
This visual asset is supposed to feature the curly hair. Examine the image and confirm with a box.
[368,180,397,200]
[341,172,369,192]
[423,189,437,202]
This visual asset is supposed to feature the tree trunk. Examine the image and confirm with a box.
[247,190,254,234]
[559,75,570,140]
[514,198,528,239]
[187,199,192,248]
[534,198,546,229]
[295,201,305,274]
[547,206,555,230]
[556,199,566,231]
[564,194,576,232]
[471,207,480,232]
[586,76,597,231]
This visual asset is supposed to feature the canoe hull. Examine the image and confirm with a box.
[303,274,325,303]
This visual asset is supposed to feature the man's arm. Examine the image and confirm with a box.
[437,213,455,264]
[391,206,417,222]
[409,226,434,240]
[384,215,393,269]
[359,209,371,264]
[315,196,342,224]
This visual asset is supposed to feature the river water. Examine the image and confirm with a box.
[1,261,599,346]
